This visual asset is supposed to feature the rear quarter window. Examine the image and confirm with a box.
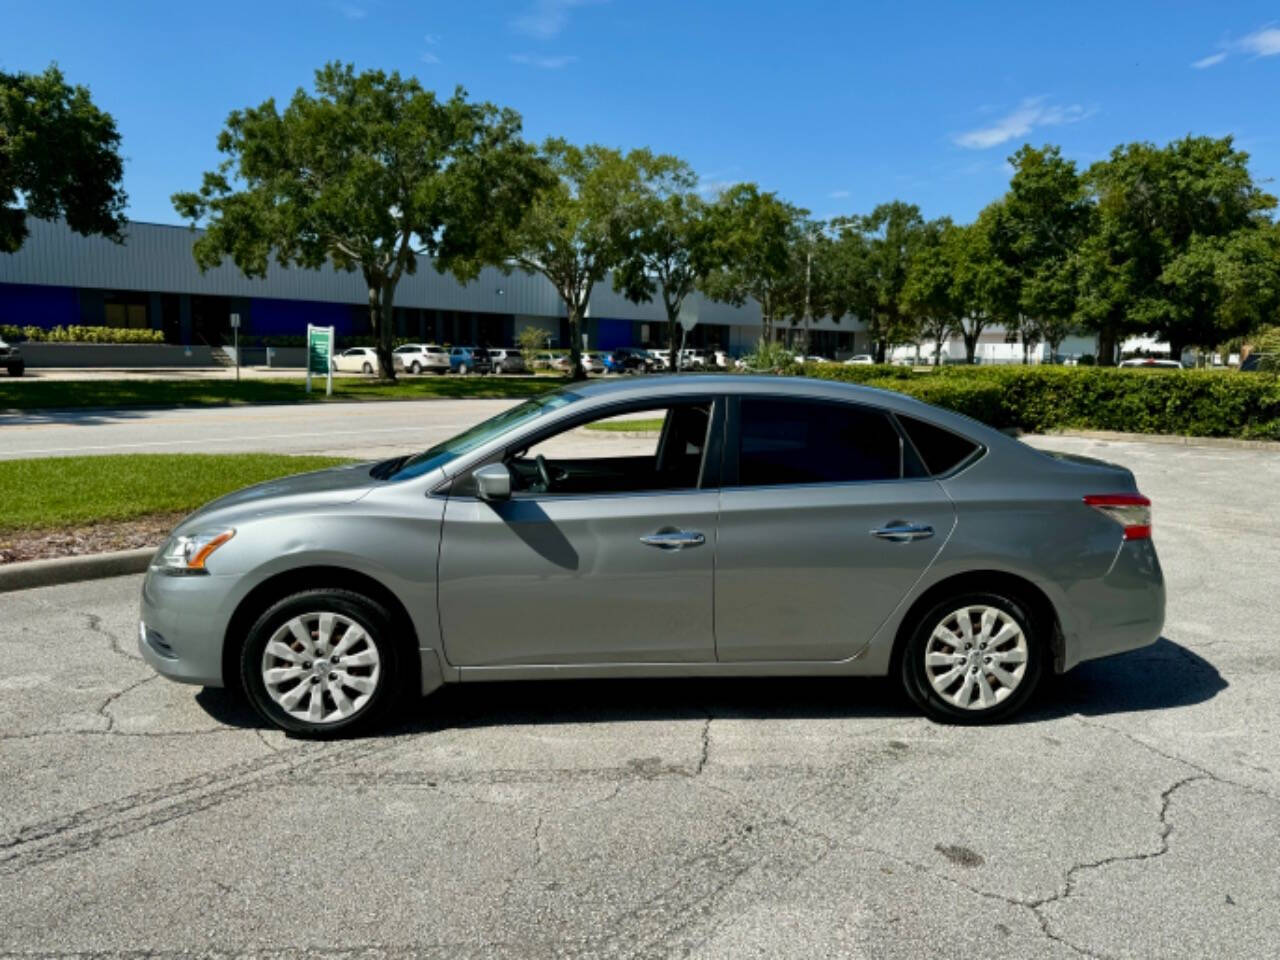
[897,414,982,476]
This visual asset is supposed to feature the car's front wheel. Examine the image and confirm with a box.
[362,362,373,374]
[240,589,405,737]
[409,361,422,374]
[900,591,1044,724]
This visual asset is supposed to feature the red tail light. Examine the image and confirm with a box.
[1084,494,1152,540]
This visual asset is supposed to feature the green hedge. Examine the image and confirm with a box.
[1,324,166,344]
[801,363,1280,440]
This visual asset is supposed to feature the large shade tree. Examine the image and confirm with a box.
[831,201,926,362]
[1000,144,1093,362]
[1078,136,1278,364]
[509,139,669,379]
[173,63,547,378]
[902,217,963,364]
[952,205,1020,363]
[1,64,127,253]
[700,183,805,343]
[612,158,717,370]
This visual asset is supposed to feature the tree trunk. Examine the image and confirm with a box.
[667,305,680,373]
[963,329,978,364]
[874,340,887,364]
[366,278,398,382]
[1096,326,1117,366]
[567,300,587,381]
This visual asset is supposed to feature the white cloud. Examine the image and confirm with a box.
[424,33,441,45]
[1191,51,1228,68]
[509,53,578,69]
[954,97,1093,150]
[1191,25,1280,68]
[511,0,604,39]
[330,1,368,20]
[827,189,851,199]
[1241,26,1280,56]
[421,52,440,64]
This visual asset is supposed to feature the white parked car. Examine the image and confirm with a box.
[678,349,708,370]
[712,350,730,369]
[581,352,606,374]
[795,355,831,364]
[392,343,449,374]
[533,352,571,372]
[844,354,875,366]
[1119,358,1183,369]
[332,347,380,374]
[647,349,671,371]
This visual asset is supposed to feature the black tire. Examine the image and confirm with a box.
[410,361,422,374]
[240,588,407,737]
[900,590,1044,725]
[7,361,23,377]
[362,361,373,374]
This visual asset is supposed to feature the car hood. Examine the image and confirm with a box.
[176,461,376,531]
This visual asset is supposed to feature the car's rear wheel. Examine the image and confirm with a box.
[900,591,1043,724]
[410,361,421,374]
[240,589,404,737]
[458,362,468,375]
[361,361,373,374]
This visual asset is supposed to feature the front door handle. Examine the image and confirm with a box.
[640,530,706,550]
[871,522,934,543]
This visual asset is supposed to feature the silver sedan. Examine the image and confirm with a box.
[139,375,1164,735]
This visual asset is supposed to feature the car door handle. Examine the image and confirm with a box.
[640,530,706,550]
[871,523,935,542]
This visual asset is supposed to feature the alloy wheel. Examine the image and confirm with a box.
[923,605,1029,711]
[260,612,382,725]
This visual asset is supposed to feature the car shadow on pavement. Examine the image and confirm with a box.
[193,636,1224,736]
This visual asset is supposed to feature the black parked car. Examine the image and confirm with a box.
[608,347,656,373]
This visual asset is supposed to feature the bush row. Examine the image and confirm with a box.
[800,363,1280,440]
[0,324,166,344]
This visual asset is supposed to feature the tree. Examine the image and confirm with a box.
[509,139,667,379]
[902,217,962,364]
[173,63,546,378]
[516,324,551,370]
[613,159,717,370]
[700,183,805,343]
[952,206,1020,363]
[1,64,127,253]
[1000,145,1093,363]
[832,201,925,362]
[1079,136,1277,364]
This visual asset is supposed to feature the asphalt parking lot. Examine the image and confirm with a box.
[2,434,1278,959]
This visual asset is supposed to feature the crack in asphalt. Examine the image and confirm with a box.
[82,611,142,664]
[96,674,159,733]
[694,715,712,776]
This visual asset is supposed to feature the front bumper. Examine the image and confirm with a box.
[137,565,240,686]
[1058,539,1166,671]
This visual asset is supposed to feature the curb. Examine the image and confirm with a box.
[0,547,155,593]
[1021,428,1280,452]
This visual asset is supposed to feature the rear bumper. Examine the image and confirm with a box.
[1058,539,1166,671]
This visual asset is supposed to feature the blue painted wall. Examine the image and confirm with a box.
[249,297,359,337]
[0,283,80,328]
[595,317,634,350]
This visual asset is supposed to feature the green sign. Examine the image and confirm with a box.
[307,326,332,374]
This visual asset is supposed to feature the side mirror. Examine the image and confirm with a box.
[473,462,512,502]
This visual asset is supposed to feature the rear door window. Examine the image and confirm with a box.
[735,397,903,486]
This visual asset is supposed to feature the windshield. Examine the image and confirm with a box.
[379,390,582,482]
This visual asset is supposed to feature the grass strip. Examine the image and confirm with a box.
[0,375,562,412]
[0,453,355,533]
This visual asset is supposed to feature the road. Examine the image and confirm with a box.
[2,434,1278,958]
[0,398,521,461]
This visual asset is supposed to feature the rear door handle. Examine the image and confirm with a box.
[871,523,934,542]
[640,530,706,550]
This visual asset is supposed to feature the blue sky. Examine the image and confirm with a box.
[4,1,1279,226]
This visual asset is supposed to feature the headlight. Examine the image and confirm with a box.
[155,529,235,574]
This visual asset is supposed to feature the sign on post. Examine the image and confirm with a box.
[306,324,334,396]
[229,313,241,382]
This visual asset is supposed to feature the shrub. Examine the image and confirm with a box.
[739,337,798,373]
[797,363,1280,440]
[4,325,167,344]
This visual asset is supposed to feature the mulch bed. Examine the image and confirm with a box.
[0,513,183,565]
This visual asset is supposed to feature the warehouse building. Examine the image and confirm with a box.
[0,218,868,358]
